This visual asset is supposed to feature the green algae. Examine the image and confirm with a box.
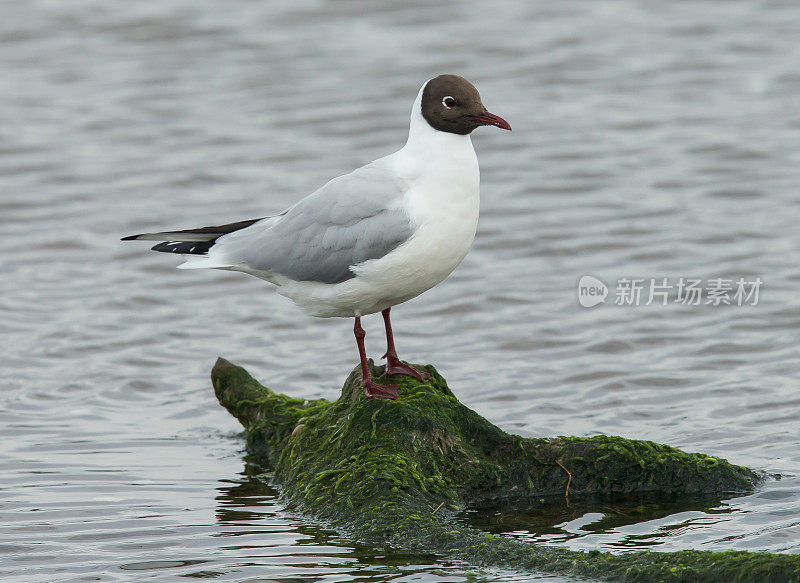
[212,357,800,583]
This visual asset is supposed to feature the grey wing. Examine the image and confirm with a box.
[219,164,413,284]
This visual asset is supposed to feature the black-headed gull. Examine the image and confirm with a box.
[123,74,511,399]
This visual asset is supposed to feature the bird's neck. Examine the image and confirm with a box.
[405,112,474,153]
[394,86,478,180]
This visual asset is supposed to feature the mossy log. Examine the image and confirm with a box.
[212,357,800,583]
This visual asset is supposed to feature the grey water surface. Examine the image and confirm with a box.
[2,1,799,581]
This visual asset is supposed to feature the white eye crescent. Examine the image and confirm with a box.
[442,96,456,109]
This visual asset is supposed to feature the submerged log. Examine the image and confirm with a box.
[213,357,800,583]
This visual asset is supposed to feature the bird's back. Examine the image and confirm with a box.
[200,161,414,285]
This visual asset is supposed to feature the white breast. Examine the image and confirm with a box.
[273,85,481,318]
[339,105,481,313]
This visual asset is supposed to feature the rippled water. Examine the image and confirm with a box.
[2,1,799,581]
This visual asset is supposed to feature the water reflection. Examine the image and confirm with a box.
[465,492,741,552]
[212,472,539,583]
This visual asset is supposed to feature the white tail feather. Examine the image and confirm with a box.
[177,256,234,270]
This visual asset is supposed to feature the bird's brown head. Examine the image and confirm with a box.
[420,74,511,135]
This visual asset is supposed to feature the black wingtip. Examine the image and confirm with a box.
[151,240,215,254]
[121,234,141,241]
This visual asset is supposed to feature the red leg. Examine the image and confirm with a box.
[354,317,399,400]
[381,308,431,381]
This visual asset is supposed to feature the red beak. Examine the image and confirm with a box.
[474,110,512,131]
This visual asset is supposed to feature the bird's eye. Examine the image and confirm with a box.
[442,96,456,109]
